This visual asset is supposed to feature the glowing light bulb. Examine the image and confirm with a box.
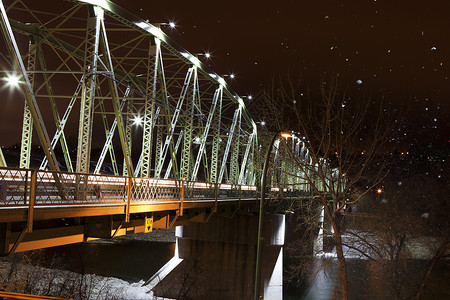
[133,116,142,125]
[281,132,292,139]
[5,74,20,87]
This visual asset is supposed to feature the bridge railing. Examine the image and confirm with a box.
[0,167,259,208]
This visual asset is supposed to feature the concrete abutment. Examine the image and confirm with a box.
[149,213,285,299]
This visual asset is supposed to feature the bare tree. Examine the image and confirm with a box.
[256,75,394,299]
[342,155,450,300]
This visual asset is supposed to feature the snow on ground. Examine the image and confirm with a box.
[0,259,173,300]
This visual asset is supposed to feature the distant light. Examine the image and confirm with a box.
[133,116,142,125]
[356,79,363,85]
[229,74,235,79]
[194,136,201,143]
[204,52,211,58]
[377,188,382,194]
[260,121,266,126]
[247,95,252,100]
[281,132,292,139]
[5,74,20,87]
[169,21,176,28]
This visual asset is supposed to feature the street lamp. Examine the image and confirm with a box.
[254,130,291,300]
[160,21,176,28]
[197,52,211,58]
[223,73,235,79]
[3,74,20,87]
[133,115,142,126]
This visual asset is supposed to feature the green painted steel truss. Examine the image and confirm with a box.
[0,0,260,185]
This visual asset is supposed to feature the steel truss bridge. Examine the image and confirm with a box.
[0,0,320,256]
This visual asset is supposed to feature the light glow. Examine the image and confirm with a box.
[5,74,20,87]
[169,21,176,28]
[133,116,142,125]
[377,188,383,194]
[281,132,292,139]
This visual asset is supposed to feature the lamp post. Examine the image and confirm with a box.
[254,130,291,300]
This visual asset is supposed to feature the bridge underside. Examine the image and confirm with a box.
[0,200,256,255]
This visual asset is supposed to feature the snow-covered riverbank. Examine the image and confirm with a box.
[0,257,162,299]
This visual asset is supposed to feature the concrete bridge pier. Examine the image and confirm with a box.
[148,213,285,299]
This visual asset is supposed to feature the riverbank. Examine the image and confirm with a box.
[0,228,177,299]
[0,258,157,299]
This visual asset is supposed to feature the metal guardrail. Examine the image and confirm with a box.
[0,167,258,208]
[0,291,69,300]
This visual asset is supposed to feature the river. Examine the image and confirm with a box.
[31,235,449,299]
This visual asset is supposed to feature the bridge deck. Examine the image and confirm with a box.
[0,167,258,222]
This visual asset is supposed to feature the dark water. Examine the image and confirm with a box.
[284,258,450,300]
[37,240,175,283]
[35,240,449,299]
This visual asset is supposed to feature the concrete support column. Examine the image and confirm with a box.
[151,213,285,300]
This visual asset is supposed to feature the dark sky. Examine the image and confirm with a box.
[1,0,448,155]
[112,0,448,153]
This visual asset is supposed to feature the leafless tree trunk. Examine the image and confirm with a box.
[257,74,394,299]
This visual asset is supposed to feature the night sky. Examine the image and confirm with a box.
[112,0,449,154]
[1,0,449,156]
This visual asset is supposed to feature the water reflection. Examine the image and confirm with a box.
[284,257,450,300]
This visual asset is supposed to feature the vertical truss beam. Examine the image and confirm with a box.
[154,67,194,178]
[191,87,221,181]
[164,130,183,179]
[0,148,5,167]
[180,67,197,180]
[76,6,101,174]
[153,115,163,177]
[209,88,223,183]
[37,48,73,172]
[123,90,134,176]
[98,10,134,176]
[40,77,83,170]
[218,107,241,184]
[0,1,60,171]
[19,35,37,169]
[238,133,254,185]
[98,98,119,175]
[94,87,130,175]
[229,110,241,184]
[271,140,281,187]
[141,37,160,178]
